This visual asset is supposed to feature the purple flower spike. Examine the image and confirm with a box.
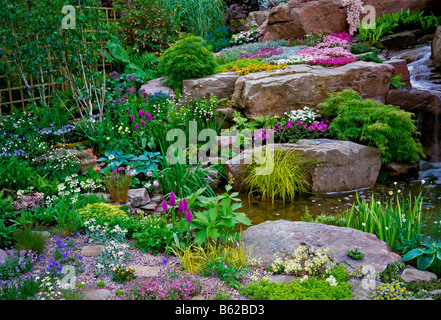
[134,124,139,131]
[169,192,176,207]
[130,115,135,122]
[185,208,192,222]
[178,198,188,214]
[140,119,145,127]
[161,200,168,212]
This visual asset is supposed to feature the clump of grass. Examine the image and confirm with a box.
[241,147,317,203]
[170,240,250,274]
[13,225,47,256]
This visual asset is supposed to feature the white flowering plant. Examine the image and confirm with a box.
[284,106,320,125]
[93,240,132,277]
[268,245,336,277]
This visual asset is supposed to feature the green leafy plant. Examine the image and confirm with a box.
[379,262,406,283]
[188,185,252,246]
[200,256,249,287]
[402,241,441,276]
[101,167,133,204]
[347,248,364,260]
[131,213,172,255]
[157,35,218,90]
[104,37,159,81]
[390,74,406,89]
[318,90,424,164]
[358,49,383,63]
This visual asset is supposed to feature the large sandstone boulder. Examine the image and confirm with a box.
[432,26,441,69]
[231,62,394,119]
[261,0,347,42]
[260,0,441,42]
[241,220,402,273]
[224,139,381,194]
[181,71,238,102]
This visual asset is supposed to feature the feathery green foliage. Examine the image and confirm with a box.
[157,35,218,90]
[317,90,424,164]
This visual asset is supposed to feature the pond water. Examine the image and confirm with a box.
[238,45,441,227]
[237,161,441,227]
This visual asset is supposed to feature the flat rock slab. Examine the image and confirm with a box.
[81,245,105,257]
[129,265,161,277]
[400,266,438,283]
[241,220,402,274]
[81,288,112,300]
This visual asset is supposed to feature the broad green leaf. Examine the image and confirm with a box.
[417,254,435,271]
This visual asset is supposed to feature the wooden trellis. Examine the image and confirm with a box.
[0,6,120,116]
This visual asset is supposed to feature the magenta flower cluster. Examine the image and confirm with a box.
[161,192,192,222]
[253,119,329,143]
[237,47,284,60]
[130,108,152,131]
[119,272,201,300]
[296,32,357,68]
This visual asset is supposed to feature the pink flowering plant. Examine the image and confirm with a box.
[294,32,357,68]
[119,271,202,300]
[252,107,330,143]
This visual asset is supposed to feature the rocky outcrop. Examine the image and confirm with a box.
[432,26,441,69]
[379,30,434,51]
[224,139,382,194]
[231,62,394,119]
[241,220,402,273]
[386,87,441,161]
[181,71,238,102]
[260,0,347,42]
[259,0,441,42]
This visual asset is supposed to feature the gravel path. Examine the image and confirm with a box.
[26,233,257,300]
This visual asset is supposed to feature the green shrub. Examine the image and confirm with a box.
[318,90,424,164]
[115,0,181,53]
[358,49,383,63]
[131,213,171,255]
[240,265,352,300]
[78,203,129,225]
[157,35,217,89]
[350,42,372,54]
